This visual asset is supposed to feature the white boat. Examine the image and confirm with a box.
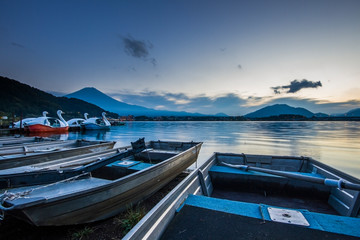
[24,110,69,133]
[81,112,111,130]
[67,113,89,131]
[10,111,48,129]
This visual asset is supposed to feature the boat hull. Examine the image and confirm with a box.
[82,123,110,130]
[0,140,116,169]
[25,124,69,133]
[2,141,202,226]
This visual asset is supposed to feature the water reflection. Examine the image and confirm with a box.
[68,129,110,141]
[26,121,360,178]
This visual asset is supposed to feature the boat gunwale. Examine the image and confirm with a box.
[0,140,117,169]
[124,150,211,240]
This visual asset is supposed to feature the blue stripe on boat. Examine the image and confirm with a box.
[183,194,360,237]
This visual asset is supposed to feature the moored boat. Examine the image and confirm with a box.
[81,112,111,130]
[0,139,202,226]
[0,136,55,147]
[124,152,360,239]
[0,140,137,188]
[0,139,116,169]
[67,113,88,131]
[24,110,69,133]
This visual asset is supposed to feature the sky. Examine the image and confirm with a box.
[0,0,359,115]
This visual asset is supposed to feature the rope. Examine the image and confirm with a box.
[0,172,91,208]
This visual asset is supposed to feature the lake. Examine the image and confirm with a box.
[59,121,360,178]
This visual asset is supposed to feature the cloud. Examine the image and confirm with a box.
[272,79,322,94]
[237,64,242,70]
[108,91,250,115]
[121,35,157,66]
[107,90,360,116]
[11,42,25,48]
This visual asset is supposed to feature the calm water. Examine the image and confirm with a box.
[54,121,360,178]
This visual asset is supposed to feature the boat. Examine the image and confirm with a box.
[24,110,69,133]
[9,111,48,130]
[0,139,116,169]
[0,139,202,226]
[81,112,111,130]
[0,136,55,147]
[124,152,360,239]
[0,140,136,188]
[67,113,88,131]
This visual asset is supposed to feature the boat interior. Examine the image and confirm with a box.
[159,153,360,239]
[83,141,196,182]
[207,153,360,217]
[92,149,180,180]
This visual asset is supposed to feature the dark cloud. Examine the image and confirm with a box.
[237,64,242,70]
[272,79,322,94]
[122,36,149,58]
[121,35,157,66]
[11,42,25,48]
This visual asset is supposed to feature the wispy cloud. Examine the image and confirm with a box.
[272,79,322,94]
[11,42,25,48]
[121,35,156,66]
[108,90,360,116]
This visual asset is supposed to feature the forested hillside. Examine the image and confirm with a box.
[0,76,117,120]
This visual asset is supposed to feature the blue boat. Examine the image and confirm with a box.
[81,112,111,130]
[125,152,360,239]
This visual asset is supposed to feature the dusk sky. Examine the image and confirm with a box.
[1,0,359,115]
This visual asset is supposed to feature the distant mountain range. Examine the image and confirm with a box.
[344,108,360,117]
[66,87,205,117]
[244,104,360,118]
[0,76,115,119]
[245,104,314,118]
[1,76,359,119]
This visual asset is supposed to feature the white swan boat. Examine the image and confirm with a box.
[67,113,88,131]
[24,110,69,133]
[10,111,48,129]
[81,112,111,130]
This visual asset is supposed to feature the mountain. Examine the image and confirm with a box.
[66,87,204,117]
[0,76,115,119]
[66,87,153,115]
[313,112,329,117]
[245,104,314,118]
[346,108,360,117]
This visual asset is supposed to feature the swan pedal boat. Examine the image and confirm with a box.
[81,112,111,130]
[67,113,88,131]
[24,110,69,133]
[0,139,116,169]
[0,139,202,226]
[124,152,360,240]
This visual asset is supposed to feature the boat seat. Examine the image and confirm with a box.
[209,165,330,196]
[210,165,325,179]
[166,194,360,239]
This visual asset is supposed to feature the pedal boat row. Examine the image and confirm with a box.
[11,111,112,133]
